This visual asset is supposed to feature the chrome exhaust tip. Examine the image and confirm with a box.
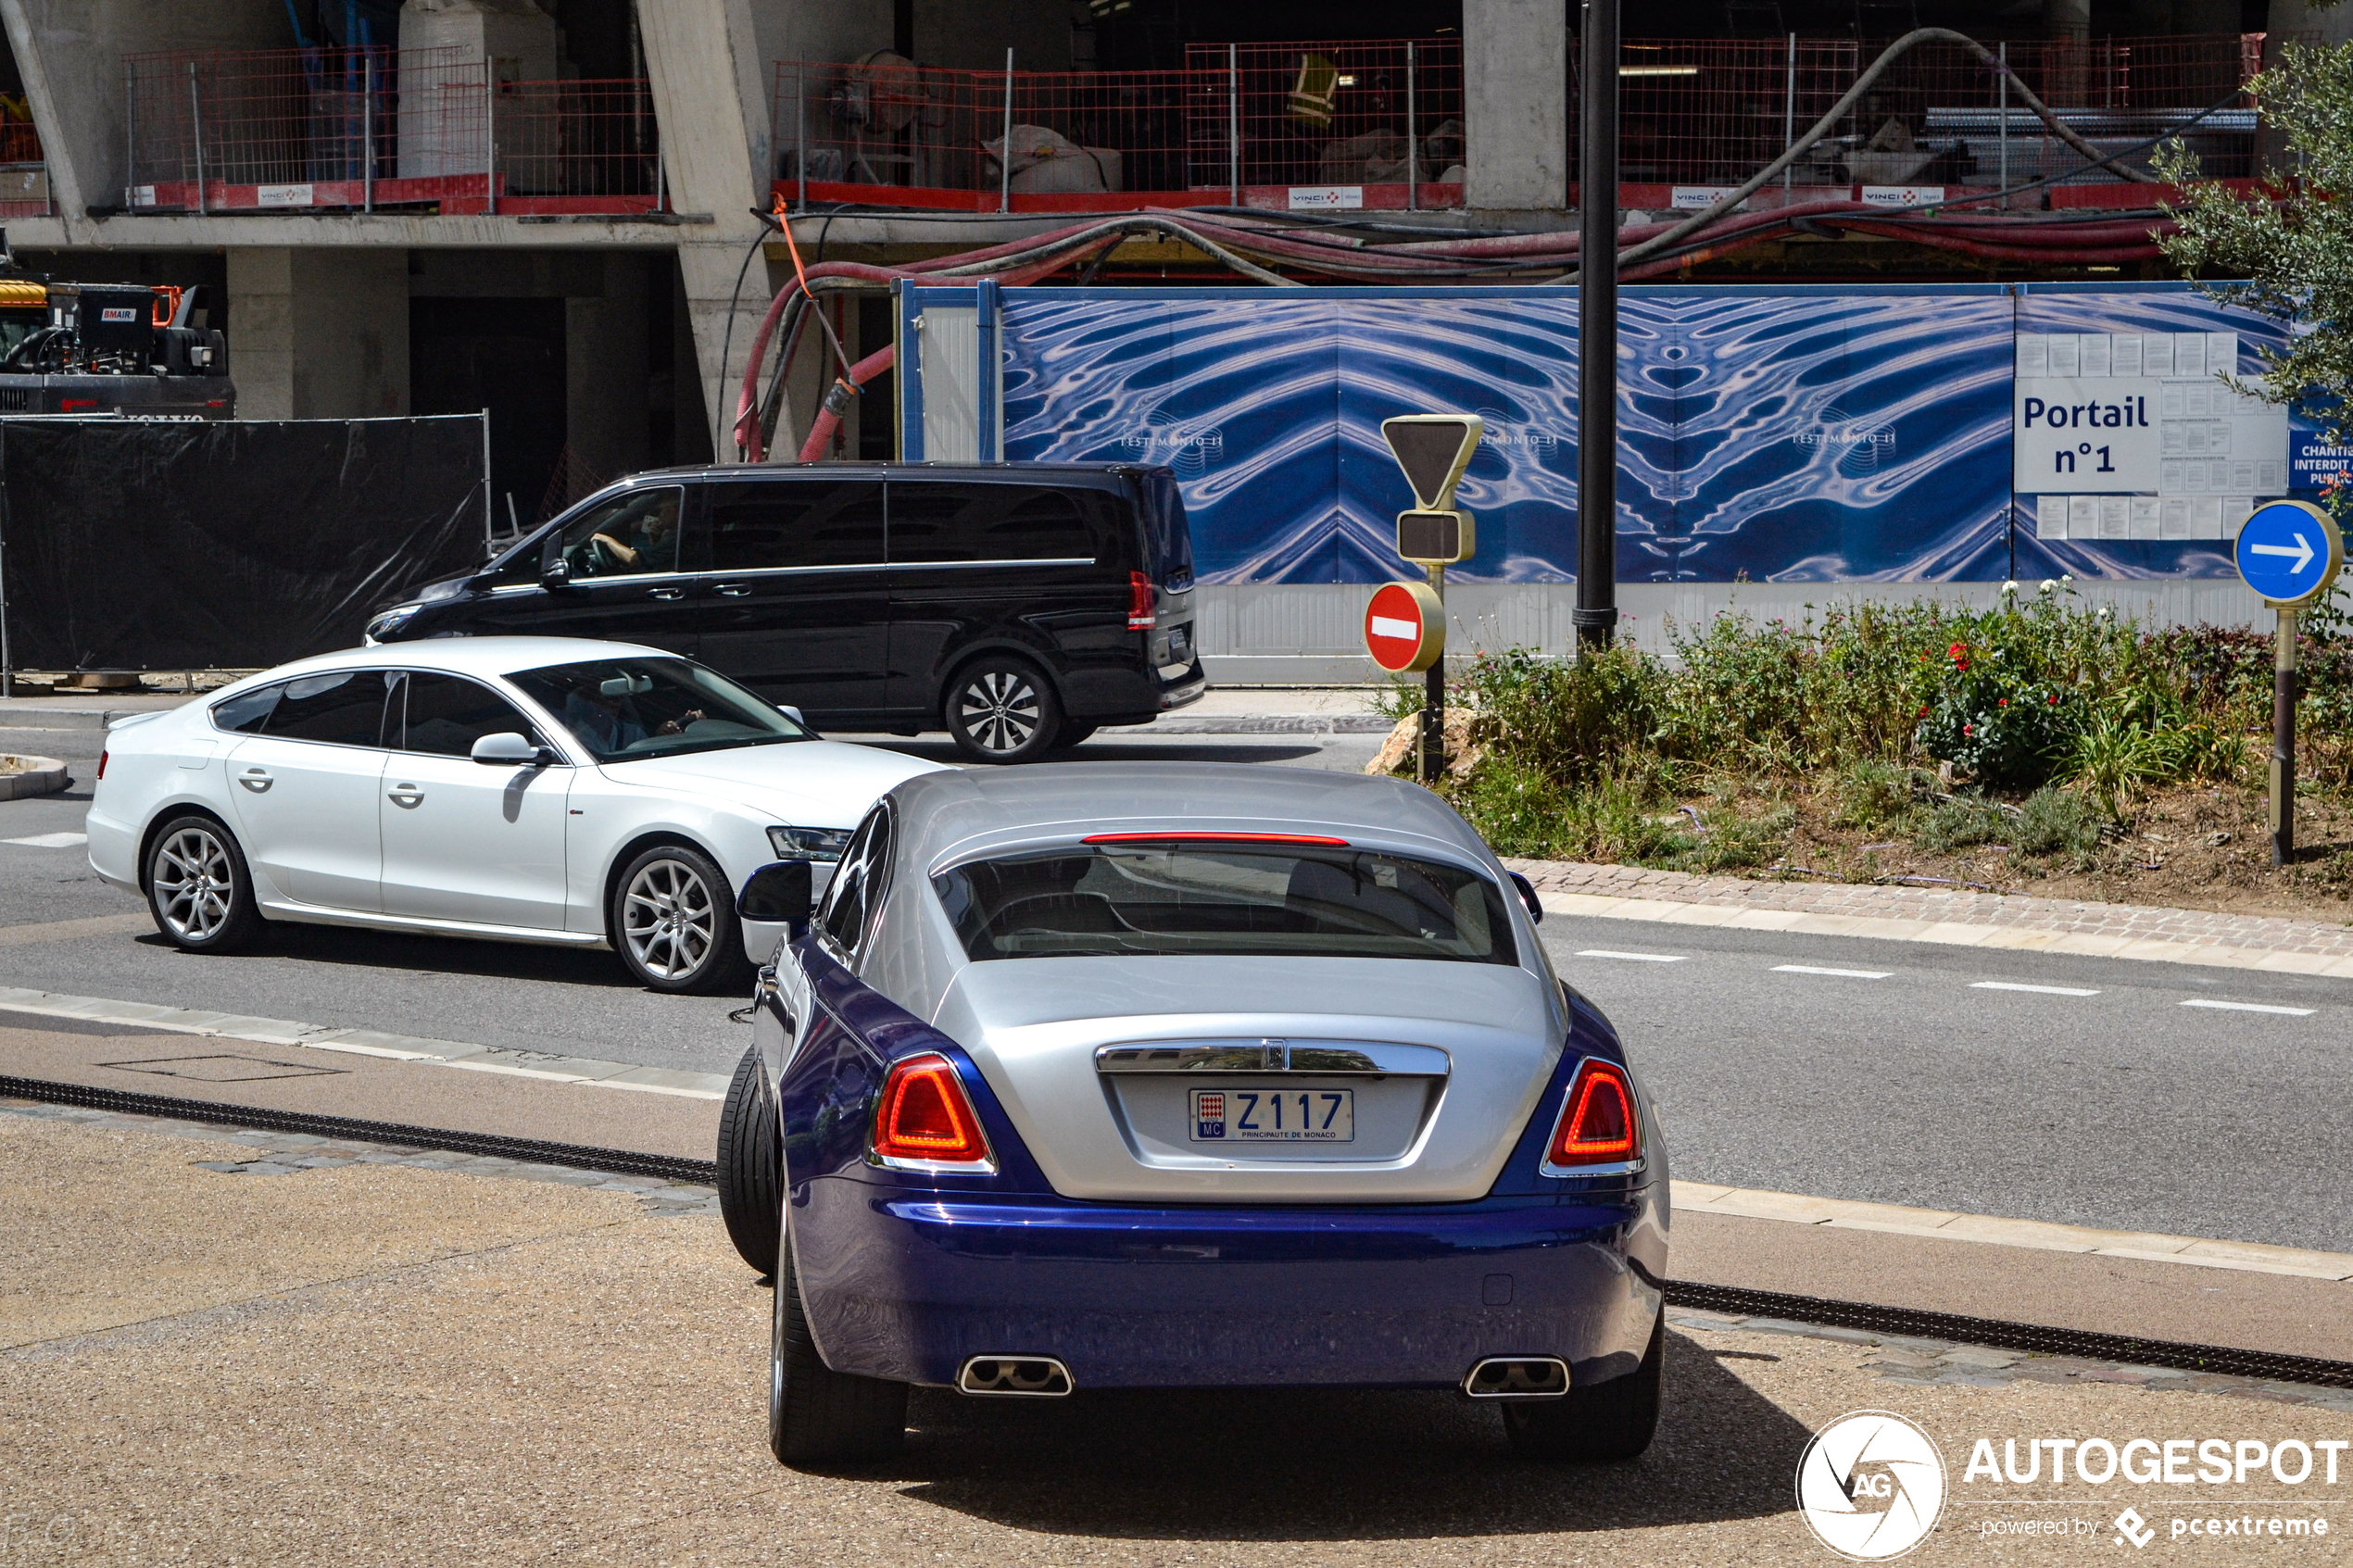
[957,1355,1074,1397]
[1463,1356,1571,1399]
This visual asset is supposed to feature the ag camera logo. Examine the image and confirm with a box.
[1797,1410,1947,1560]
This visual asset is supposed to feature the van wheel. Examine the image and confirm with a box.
[944,656,1062,765]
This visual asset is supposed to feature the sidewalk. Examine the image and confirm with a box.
[1509,856,2353,978]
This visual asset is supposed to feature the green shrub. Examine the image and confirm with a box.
[2013,786,2105,859]
[1831,759,1919,830]
[1912,794,2011,854]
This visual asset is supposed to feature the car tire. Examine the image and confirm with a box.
[769,1238,908,1467]
[717,1046,783,1274]
[145,814,264,954]
[1501,1309,1664,1462]
[943,655,1063,765]
[1051,721,1099,749]
[610,843,748,994]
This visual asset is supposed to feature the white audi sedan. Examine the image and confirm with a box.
[87,637,947,992]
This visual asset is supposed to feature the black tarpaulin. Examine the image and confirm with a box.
[0,416,485,671]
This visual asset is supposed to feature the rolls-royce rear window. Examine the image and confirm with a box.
[933,844,1516,965]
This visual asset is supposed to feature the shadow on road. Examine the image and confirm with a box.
[872,1333,1806,1540]
[844,736,1337,767]
[132,924,647,989]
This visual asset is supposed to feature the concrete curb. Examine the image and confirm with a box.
[1112,713,1395,735]
[0,755,70,799]
[1535,886,2353,978]
[1674,1180,2353,1283]
[0,987,731,1100]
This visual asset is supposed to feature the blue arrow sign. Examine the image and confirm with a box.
[2235,500,2345,605]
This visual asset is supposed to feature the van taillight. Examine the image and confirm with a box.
[1127,571,1156,632]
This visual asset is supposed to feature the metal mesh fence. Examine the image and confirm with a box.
[773,40,1464,210]
[772,31,2266,212]
[123,46,661,214]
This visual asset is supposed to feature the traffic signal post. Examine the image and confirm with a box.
[1374,415,1484,786]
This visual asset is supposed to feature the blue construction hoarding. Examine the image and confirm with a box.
[963,281,2317,586]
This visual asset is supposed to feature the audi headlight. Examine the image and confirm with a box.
[768,825,851,862]
[363,604,422,644]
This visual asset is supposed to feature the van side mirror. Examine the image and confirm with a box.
[738,859,814,930]
[541,553,571,587]
[1509,870,1543,924]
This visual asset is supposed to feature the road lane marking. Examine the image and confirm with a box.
[1772,964,1891,980]
[2181,997,2315,1016]
[3,832,85,848]
[1969,981,2100,997]
[1576,949,1687,963]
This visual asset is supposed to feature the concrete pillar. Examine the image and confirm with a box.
[566,254,651,481]
[1463,0,1570,216]
[0,0,291,239]
[227,247,409,420]
[639,0,781,462]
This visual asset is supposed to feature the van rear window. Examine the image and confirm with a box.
[933,843,1516,965]
[1139,470,1195,589]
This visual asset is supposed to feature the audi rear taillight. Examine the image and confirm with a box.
[872,1052,992,1167]
[1128,571,1156,631]
[1544,1059,1641,1170]
[96,749,107,781]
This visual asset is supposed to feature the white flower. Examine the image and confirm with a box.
[2038,579,2057,596]
[2061,573,2075,586]
[2001,580,2020,596]
[2095,604,2112,621]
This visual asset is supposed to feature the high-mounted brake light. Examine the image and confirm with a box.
[873,1052,992,1166]
[1082,831,1352,846]
[1543,1059,1641,1171]
[1128,570,1156,631]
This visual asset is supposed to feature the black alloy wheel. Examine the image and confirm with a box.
[1502,1309,1665,1461]
[769,1239,909,1466]
[717,1046,784,1273]
[145,814,265,953]
[944,655,1063,765]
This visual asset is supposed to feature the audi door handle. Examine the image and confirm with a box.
[238,768,271,792]
[646,587,685,601]
[387,785,424,808]
[712,583,753,597]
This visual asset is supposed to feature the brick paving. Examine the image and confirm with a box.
[1503,856,2353,967]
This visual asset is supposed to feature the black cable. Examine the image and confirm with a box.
[711,210,781,458]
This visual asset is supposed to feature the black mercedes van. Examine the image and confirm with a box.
[367,462,1205,763]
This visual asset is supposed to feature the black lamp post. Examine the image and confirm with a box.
[1574,0,1619,652]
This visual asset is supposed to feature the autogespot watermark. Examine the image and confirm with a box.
[1796,1414,2344,1558]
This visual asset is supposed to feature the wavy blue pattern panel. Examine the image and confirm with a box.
[996,284,2294,585]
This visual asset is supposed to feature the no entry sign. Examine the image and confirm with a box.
[1365,581,1444,673]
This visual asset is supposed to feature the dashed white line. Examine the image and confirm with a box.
[1970,981,2100,997]
[3,832,85,849]
[1772,964,1891,980]
[1576,949,1688,963]
[2181,998,2315,1017]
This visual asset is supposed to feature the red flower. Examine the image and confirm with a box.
[2047,694,2058,705]
[1962,723,1973,736]
[1998,697,2008,708]
[1916,706,1928,718]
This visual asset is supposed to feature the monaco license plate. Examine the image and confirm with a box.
[1189,1086,1353,1144]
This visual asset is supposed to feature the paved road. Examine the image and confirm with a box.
[0,731,1379,1070]
[5,721,2347,1253]
[1538,917,2353,1254]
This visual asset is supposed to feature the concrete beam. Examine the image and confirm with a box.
[5,213,711,252]
[1463,0,1569,216]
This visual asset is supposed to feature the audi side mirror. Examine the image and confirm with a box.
[471,731,551,767]
[776,704,804,724]
[738,859,814,932]
[1509,870,1543,924]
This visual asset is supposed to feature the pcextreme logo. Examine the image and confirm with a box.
[1796,1410,1949,1561]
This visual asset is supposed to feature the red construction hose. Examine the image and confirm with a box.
[797,345,898,464]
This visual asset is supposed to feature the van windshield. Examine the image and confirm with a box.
[933,843,1516,965]
[1139,470,1195,590]
[508,657,812,762]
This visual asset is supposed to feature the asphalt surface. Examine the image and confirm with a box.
[4,721,2349,1253]
[1539,917,2353,1254]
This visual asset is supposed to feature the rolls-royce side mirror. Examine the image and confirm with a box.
[738,859,814,932]
[1509,870,1543,924]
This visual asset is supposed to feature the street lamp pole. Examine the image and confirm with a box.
[1575,0,1620,652]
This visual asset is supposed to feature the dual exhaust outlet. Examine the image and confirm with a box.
[955,1353,1567,1399]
